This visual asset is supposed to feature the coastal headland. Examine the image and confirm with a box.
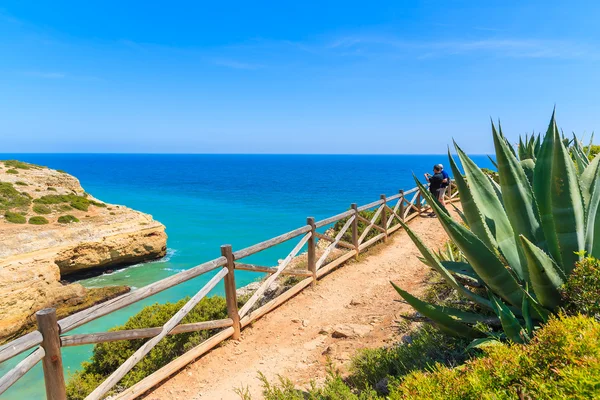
[0,160,167,342]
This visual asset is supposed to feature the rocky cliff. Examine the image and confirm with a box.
[0,160,167,341]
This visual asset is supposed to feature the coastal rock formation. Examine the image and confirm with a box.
[0,160,167,341]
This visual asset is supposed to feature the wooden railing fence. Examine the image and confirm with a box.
[0,182,459,400]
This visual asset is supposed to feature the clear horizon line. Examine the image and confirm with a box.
[0,152,494,156]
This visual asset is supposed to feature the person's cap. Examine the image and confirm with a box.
[435,163,444,169]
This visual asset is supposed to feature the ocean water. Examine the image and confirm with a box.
[0,154,494,399]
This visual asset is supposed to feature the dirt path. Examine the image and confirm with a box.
[148,212,454,400]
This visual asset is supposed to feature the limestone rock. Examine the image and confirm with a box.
[0,160,167,342]
[331,324,373,339]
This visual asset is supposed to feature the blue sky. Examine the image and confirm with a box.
[1,1,599,154]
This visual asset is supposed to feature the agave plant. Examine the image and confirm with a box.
[392,110,600,344]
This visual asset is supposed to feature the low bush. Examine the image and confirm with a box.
[3,160,31,169]
[28,216,49,225]
[0,182,31,210]
[560,256,600,320]
[59,204,73,211]
[66,296,238,399]
[47,187,57,191]
[584,144,600,160]
[34,194,103,212]
[389,314,600,399]
[14,181,28,186]
[6,169,18,174]
[33,204,52,214]
[58,215,79,224]
[4,211,26,224]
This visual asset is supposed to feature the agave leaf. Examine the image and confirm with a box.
[533,115,562,264]
[521,285,534,336]
[397,218,493,310]
[582,154,600,258]
[448,151,497,250]
[441,261,478,280]
[534,134,541,156]
[551,126,585,274]
[586,132,595,158]
[391,283,484,338]
[451,203,469,226]
[518,136,527,160]
[519,236,565,310]
[414,177,524,307]
[491,296,525,344]
[454,143,523,279]
[492,122,547,282]
[487,155,498,169]
[520,159,535,186]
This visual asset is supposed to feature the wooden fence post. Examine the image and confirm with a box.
[36,308,66,400]
[220,245,241,340]
[351,203,359,259]
[380,194,388,241]
[398,190,405,222]
[307,217,317,286]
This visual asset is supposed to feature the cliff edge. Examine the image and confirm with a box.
[0,160,167,341]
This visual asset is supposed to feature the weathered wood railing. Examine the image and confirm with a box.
[0,181,459,400]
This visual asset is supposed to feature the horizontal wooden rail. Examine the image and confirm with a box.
[232,225,311,260]
[235,263,312,277]
[357,199,384,212]
[0,331,43,365]
[61,319,234,347]
[313,232,355,250]
[314,209,354,228]
[59,257,227,334]
[0,347,45,396]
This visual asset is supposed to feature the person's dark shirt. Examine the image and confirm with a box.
[429,172,444,192]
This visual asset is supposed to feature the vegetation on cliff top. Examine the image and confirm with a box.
[4,211,26,224]
[58,214,80,224]
[0,182,31,211]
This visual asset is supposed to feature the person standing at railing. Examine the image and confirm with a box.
[424,165,445,217]
[437,163,451,200]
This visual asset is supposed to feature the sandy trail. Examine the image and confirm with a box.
[148,211,454,400]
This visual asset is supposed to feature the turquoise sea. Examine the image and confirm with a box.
[0,154,494,399]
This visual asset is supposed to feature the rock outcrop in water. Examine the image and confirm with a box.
[0,160,167,342]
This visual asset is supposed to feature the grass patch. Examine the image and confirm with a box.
[6,169,18,174]
[0,182,31,210]
[34,194,104,211]
[47,187,57,191]
[28,216,49,225]
[58,215,80,224]
[33,204,52,214]
[3,160,31,170]
[14,181,28,186]
[4,211,26,224]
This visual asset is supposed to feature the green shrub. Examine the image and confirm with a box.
[57,169,67,173]
[0,182,31,210]
[59,204,73,211]
[14,181,28,186]
[388,315,600,399]
[66,296,231,399]
[58,215,79,224]
[560,257,600,319]
[33,204,52,214]
[47,187,57,191]
[34,194,97,211]
[584,144,600,160]
[6,169,18,174]
[3,160,31,169]
[28,216,49,225]
[4,211,26,224]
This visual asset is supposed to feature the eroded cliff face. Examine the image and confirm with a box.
[0,160,167,341]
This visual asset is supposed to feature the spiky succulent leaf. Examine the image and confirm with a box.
[415,177,524,307]
[441,261,478,280]
[391,283,484,338]
[550,127,585,274]
[487,155,498,169]
[521,285,534,336]
[448,151,497,250]
[491,296,525,344]
[533,116,562,264]
[520,158,535,186]
[397,218,493,309]
[519,236,566,310]
[454,144,523,278]
[581,154,600,258]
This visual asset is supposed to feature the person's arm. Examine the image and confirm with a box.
[424,172,431,182]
